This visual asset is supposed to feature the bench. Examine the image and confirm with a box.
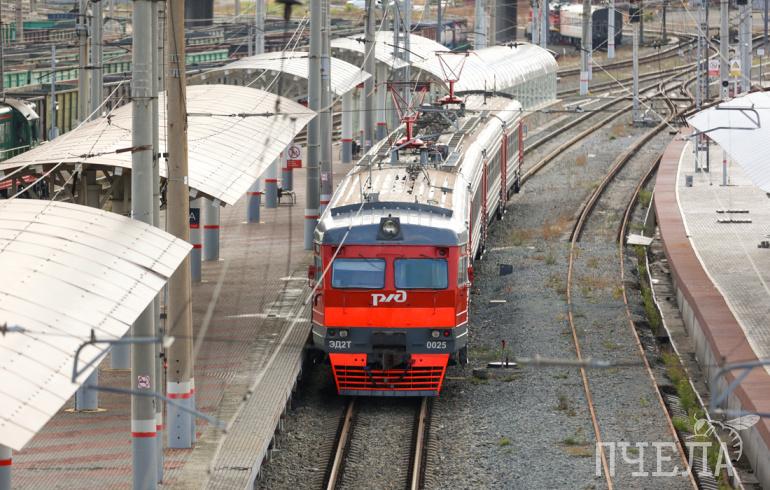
[277,187,296,204]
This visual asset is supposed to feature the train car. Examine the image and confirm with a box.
[0,98,40,161]
[558,4,623,49]
[310,94,523,396]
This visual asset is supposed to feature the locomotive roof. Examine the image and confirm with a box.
[316,95,522,245]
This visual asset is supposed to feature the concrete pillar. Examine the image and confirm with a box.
[264,154,278,208]
[0,445,10,490]
[167,380,192,448]
[247,180,261,222]
[341,91,353,163]
[112,177,131,368]
[358,87,365,150]
[202,198,220,261]
[282,166,293,191]
[190,198,202,282]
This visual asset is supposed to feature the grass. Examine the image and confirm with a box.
[634,245,662,334]
[545,250,557,265]
[575,154,587,167]
[556,394,570,411]
[638,189,653,208]
[586,257,600,269]
[510,229,532,246]
[612,285,624,300]
[602,340,619,351]
[498,436,511,447]
[546,274,567,297]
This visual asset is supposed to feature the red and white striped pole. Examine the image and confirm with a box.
[203,198,220,261]
[246,180,261,223]
[341,91,353,163]
[264,154,279,208]
[166,380,193,448]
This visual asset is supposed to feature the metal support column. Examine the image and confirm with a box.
[720,0,729,100]
[0,445,10,490]
[78,0,89,123]
[203,199,220,261]
[341,91,353,163]
[608,0,615,59]
[264,157,278,208]
[474,0,486,48]
[376,65,387,140]
[531,0,538,44]
[282,147,293,191]
[131,0,158,487]
[740,2,752,92]
[247,180,261,222]
[541,0,548,49]
[320,0,332,215]
[489,0,496,46]
[248,0,266,222]
[152,0,165,481]
[363,0,375,150]
[49,46,59,140]
[90,0,103,119]
[305,0,322,250]
[189,197,202,281]
[436,0,442,45]
[165,0,195,450]
[633,19,641,124]
[580,0,590,95]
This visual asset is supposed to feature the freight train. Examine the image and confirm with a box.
[310,92,523,396]
[529,3,624,49]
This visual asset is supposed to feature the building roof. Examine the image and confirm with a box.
[414,43,558,94]
[0,199,190,451]
[687,91,770,193]
[208,51,371,96]
[330,31,449,69]
[0,85,315,206]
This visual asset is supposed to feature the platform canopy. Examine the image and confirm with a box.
[0,199,191,451]
[203,51,371,96]
[331,31,449,69]
[414,43,558,94]
[688,91,770,193]
[1,85,315,206]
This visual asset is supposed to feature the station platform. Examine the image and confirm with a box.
[655,130,770,488]
[10,154,353,489]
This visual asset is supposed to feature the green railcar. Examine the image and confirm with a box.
[0,98,40,162]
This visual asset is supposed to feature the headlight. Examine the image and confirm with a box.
[377,215,402,240]
[431,330,440,338]
[339,329,349,338]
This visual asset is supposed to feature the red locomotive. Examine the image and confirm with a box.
[310,94,523,396]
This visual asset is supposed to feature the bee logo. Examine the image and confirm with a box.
[690,414,760,461]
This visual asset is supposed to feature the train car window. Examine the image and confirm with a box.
[394,259,448,290]
[331,258,385,289]
[458,256,468,286]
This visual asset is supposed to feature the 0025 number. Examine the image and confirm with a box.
[425,341,447,350]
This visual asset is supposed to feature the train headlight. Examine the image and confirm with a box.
[377,215,402,240]
[339,329,349,338]
[431,330,441,338]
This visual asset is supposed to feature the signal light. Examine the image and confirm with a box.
[443,329,451,337]
[328,329,337,337]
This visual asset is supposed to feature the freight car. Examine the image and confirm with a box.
[310,92,523,396]
[529,3,623,49]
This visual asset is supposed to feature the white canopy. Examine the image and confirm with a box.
[1,85,315,206]
[688,91,770,193]
[0,199,190,451]
[331,31,449,69]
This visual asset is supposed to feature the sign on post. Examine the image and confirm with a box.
[189,208,200,226]
[730,58,741,79]
[287,143,302,169]
[708,59,720,77]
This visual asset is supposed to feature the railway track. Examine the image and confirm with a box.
[558,71,701,488]
[324,397,430,490]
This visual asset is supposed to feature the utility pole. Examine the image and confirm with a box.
[151,1,165,482]
[320,0,332,214]
[165,0,195,449]
[531,0,538,44]
[608,0,615,58]
[90,0,103,120]
[475,0,486,49]
[77,0,89,124]
[48,46,58,140]
[404,0,411,107]
[15,0,22,44]
[246,0,265,223]
[720,0,729,100]
[632,11,641,124]
[639,0,644,45]
[436,0,442,45]
[662,0,667,43]
[540,0,549,49]
[305,0,321,250]
[739,0,751,92]
[696,1,705,110]
[489,0,496,46]
[363,0,375,149]
[131,0,158,487]
[580,0,590,95]
[235,0,240,17]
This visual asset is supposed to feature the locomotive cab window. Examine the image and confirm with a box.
[331,258,385,289]
[394,259,448,290]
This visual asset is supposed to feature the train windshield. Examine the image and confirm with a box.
[331,258,386,289]
[394,259,448,289]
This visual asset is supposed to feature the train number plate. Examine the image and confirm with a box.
[328,340,352,349]
[425,341,447,350]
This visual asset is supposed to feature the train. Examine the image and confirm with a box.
[310,93,524,396]
[0,97,43,198]
[529,3,624,49]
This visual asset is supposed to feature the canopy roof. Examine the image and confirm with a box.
[330,31,449,69]
[688,91,770,193]
[415,43,558,93]
[1,85,315,205]
[209,51,371,96]
[0,199,190,451]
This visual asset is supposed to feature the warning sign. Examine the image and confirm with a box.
[708,59,720,77]
[287,143,302,169]
[189,208,200,226]
[730,58,741,79]
[137,375,151,390]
